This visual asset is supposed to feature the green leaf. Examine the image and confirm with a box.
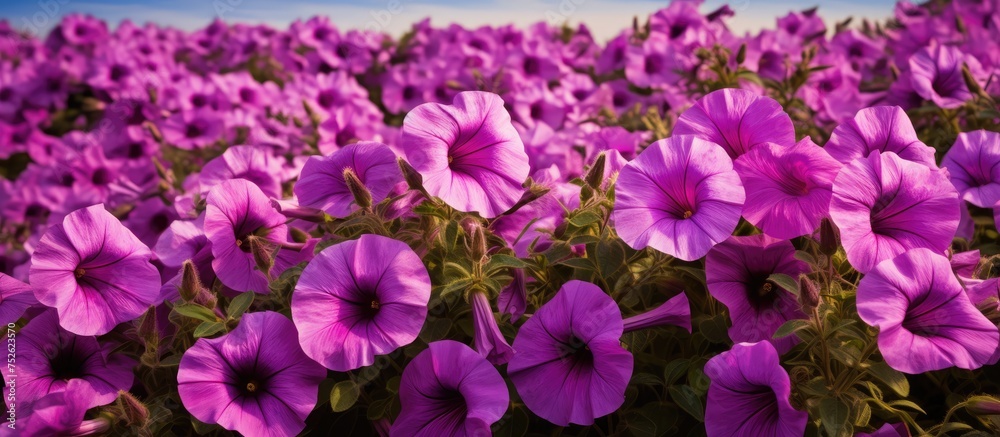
[330,380,360,413]
[173,304,219,323]
[567,210,602,228]
[193,322,226,338]
[486,254,528,271]
[819,397,851,437]
[228,292,255,319]
[596,238,626,277]
[767,273,799,295]
[698,315,730,344]
[668,385,704,422]
[867,361,909,397]
[794,250,817,265]
[773,319,812,339]
[663,359,690,385]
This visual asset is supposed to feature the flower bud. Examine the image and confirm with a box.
[248,237,274,280]
[736,43,747,65]
[962,63,985,97]
[180,260,202,302]
[469,289,515,365]
[819,218,838,257]
[398,157,425,192]
[116,390,150,426]
[343,167,373,210]
[798,275,820,310]
[584,152,607,190]
[966,396,1000,416]
[461,217,488,262]
[498,268,528,322]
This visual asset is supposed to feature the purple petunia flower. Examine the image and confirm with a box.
[857,248,999,374]
[706,235,809,353]
[824,106,937,168]
[622,292,691,333]
[0,273,37,323]
[469,290,514,365]
[292,234,431,371]
[735,138,842,239]
[29,203,160,335]
[21,379,112,436]
[508,280,632,426]
[672,88,795,160]
[704,341,808,436]
[392,340,509,436]
[294,141,402,218]
[18,310,136,409]
[204,179,293,294]
[612,135,745,261]
[829,151,960,273]
[178,311,326,437]
[160,109,224,151]
[400,91,530,218]
[941,130,1000,208]
[199,145,285,199]
[908,42,983,109]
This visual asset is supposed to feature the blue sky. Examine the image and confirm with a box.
[0,0,900,41]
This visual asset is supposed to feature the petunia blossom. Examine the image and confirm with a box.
[706,235,809,353]
[392,340,509,436]
[508,280,632,426]
[400,91,530,218]
[292,234,431,371]
[908,42,983,109]
[294,141,402,218]
[0,273,37,323]
[941,130,1000,208]
[829,151,960,274]
[704,341,808,437]
[857,248,999,374]
[734,138,842,239]
[199,145,285,199]
[672,88,795,160]
[612,135,745,261]
[824,106,937,167]
[178,311,327,437]
[29,203,160,335]
[18,310,136,409]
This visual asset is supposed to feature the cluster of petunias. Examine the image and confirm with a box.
[2,0,1000,435]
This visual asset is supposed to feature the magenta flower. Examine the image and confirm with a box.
[18,310,136,409]
[204,179,289,294]
[622,292,691,333]
[908,42,982,109]
[824,106,937,168]
[857,249,999,374]
[941,130,1000,208]
[829,151,960,273]
[199,145,285,199]
[508,280,632,426]
[21,380,111,436]
[400,91,530,218]
[292,234,430,371]
[392,340,509,436]
[706,235,809,353]
[704,341,808,437]
[612,135,745,261]
[470,290,514,365]
[672,88,795,160]
[0,273,36,323]
[294,141,402,218]
[734,138,842,239]
[29,204,160,335]
[160,109,224,150]
[178,311,326,437]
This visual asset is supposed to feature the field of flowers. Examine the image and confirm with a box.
[1,0,1000,435]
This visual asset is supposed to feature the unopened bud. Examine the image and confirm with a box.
[819,218,838,257]
[398,157,424,192]
[799,275,820,310]
[343,167,373,210]
[137,306,157,343]
[736,43,747,65]
[461,217,489,262]
[956,15,967,34]
[116,390,150,426]
[248,237,275,280]
[962,63,984,97]
[584,152,607,190]
[966,396,1000,416]
[180,260,201,302]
